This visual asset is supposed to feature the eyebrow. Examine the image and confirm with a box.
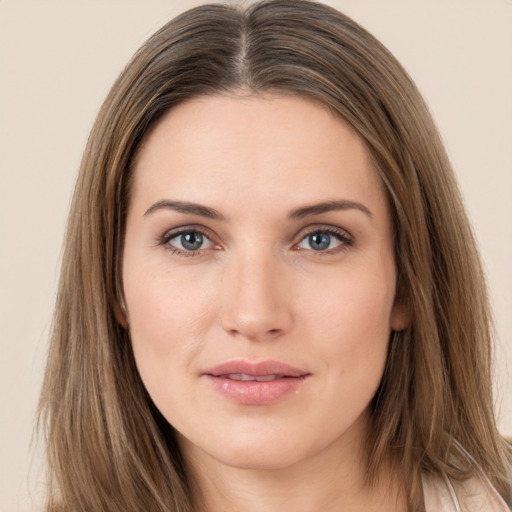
[143,198,373,221]
[144,200,225,220]
[287,200,373,221]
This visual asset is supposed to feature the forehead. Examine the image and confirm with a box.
[130,93,388,221]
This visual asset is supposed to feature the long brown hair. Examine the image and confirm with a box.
[38,1,511,510]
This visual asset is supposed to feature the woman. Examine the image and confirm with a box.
[38,1,512,510]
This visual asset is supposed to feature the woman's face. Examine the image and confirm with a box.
[123,94,406,471]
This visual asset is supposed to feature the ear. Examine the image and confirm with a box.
[113,301,129,329]
[390,297,410,332]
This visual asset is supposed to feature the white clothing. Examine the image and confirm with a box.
[423,473,510,512]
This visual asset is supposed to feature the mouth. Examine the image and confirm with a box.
[217,373,289,382]
[203,360,310,405]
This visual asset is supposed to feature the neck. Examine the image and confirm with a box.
[180,418,408,512]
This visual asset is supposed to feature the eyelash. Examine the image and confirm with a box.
[296,226,354,255]
[158,226,217,257]
[158,225,354,257]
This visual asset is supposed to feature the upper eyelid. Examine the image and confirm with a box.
[160,224,217,242]
[158,227,219,256]
[296,224,353,241]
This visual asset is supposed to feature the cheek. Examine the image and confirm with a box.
[324,283,392,422]
[123,266,217,393]
[309,268,395,334]
[126,265,212,340]
[304,264,395,380]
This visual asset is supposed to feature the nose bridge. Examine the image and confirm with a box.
[220,243,292,340]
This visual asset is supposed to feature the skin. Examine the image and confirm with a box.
[122,93,408,512]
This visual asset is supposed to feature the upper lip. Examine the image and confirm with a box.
[203,360,309,378]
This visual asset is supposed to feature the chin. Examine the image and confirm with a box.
[212,445,307,471]
[177,425,315,472]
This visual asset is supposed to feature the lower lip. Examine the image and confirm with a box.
[205,375,308,405]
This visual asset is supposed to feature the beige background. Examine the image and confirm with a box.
[1,1,511,511]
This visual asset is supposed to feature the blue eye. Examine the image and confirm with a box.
[166,231,214,253]
[307,232,331,251]
[297,229,349,252]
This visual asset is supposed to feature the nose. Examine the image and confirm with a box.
[219,249,294,342]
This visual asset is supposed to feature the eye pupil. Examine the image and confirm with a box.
[309,233,330,251]
[181,232,203,250]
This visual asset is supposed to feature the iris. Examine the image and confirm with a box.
[308,232,331,251]
[180,232,204,251]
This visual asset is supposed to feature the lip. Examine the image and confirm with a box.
[202,360,310,406]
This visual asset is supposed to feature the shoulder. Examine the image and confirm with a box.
[422,473,511,512]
